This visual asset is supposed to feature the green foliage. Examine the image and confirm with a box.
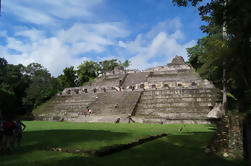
[99,59,119,73]
[174,0,251,112]
[121,60,131,69]
[57,66,77,89]
[76,59,130,86]
[77,61,100,85]
[0,83,18,117]
[0,58,30,117]
[23,63,58,109]
[172,0,203,7]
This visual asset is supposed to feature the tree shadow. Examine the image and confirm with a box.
[6,132,246,166]
[10,129,129,155]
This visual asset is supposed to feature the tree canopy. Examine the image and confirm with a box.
[173,0,251,112]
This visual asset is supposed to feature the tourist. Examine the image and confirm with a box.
[0,119,3,146]
[88,108,92,116]
[13,119,26,149]
[115,118,120,123]
[1,120,15,152]
[127,114,135,123]
[82,110,89,117]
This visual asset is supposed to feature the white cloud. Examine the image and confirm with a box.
[118,18,196,70]
[1,1,197,77]
[2,22,129,76]
[4,0,103,25]
[15,29,45,42]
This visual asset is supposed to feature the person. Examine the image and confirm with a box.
[0,119,3,146]
[1,120,15,152]
[88,108,92,116]
[127,114,135,123]
[82,110,89,117]
[115,118,120,123]
[13,120,26,149]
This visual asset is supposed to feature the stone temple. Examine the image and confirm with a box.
[35,56,220,124]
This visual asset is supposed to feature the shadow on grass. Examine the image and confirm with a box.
[3,131,246,166]
[14,129,129,154]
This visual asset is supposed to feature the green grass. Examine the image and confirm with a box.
[0,121,246,166]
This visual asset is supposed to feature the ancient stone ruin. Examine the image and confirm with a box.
[35,56,220,124]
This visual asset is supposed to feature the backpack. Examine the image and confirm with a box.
[3,121,13,130]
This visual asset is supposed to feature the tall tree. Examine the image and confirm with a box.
[23,63,58,109]
[57,66,77,89]
[173,0,251,111]
[120,60,131,69]
[77,61,100,85]
[0,58,29,117]
[99,59,119,74]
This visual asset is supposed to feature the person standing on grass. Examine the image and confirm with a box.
[0,119,3,146]
[127,114,135,123]
[13,119,26,149]
[1,120,15,152]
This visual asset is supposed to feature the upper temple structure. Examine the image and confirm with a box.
[35,56,220,124]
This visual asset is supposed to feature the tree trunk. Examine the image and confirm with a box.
[222,61,227,113]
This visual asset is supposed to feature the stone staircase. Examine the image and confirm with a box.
[134,88,220,124]
[35,91,142,123]
[35,93,97,121]
[90,91,141,115]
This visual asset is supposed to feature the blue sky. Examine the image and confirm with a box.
[0,0,205,76]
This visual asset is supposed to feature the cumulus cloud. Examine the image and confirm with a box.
[2,22,129,76]
[1,0,131,76]
[1,1,196,76]
[4,0,103,25]
[118,18,196,70]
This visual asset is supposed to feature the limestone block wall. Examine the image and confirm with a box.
[134,87,219,124]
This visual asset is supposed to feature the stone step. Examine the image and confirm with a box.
[51,104,90,109]
[90,91,141,116]
[140,93,219,99]
[137,118,210,124]
[135,112,207,120]
[135,106,210,113]
[53,97,96,101]
[139,98,215,103]
[136,102,213,108]
[52,100,96,105]
[142,88,218,95]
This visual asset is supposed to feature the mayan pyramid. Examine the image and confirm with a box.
[35,56,220,124]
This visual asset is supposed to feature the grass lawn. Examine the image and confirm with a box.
[0,121,246,166]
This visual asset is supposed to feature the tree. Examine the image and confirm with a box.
[57,66,77,89]
[120,60,131,69]
[173,0,251,158]
[0,58,30,117]
[77,61,100,85]
[173,0,251,111]
[99,59,119,74]
[23,63,58,109]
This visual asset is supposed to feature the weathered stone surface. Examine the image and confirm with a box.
[209,114,244,159]
[35,56,220,124]
[207,103,225,119]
